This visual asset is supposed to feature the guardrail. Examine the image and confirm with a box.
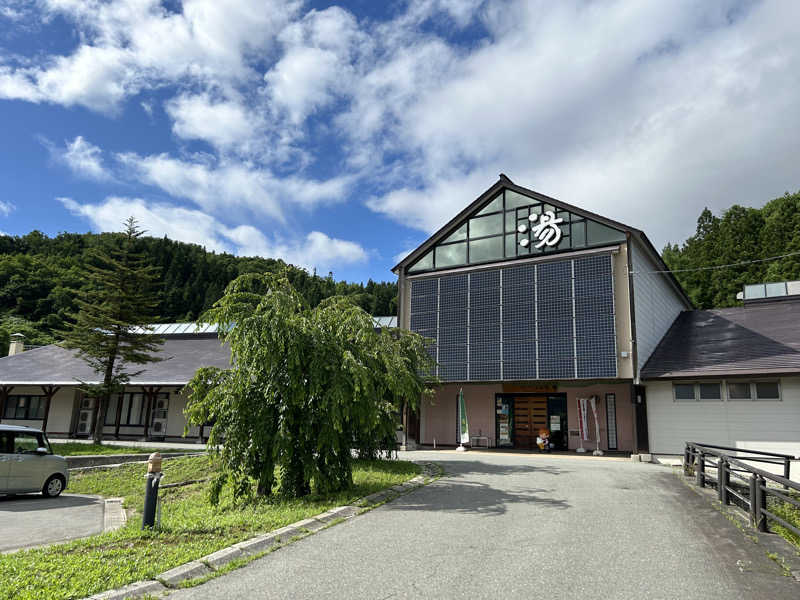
[684,442,800,538]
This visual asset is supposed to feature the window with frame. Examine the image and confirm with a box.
[725,381,781,401]
[109,392,146,426]
[673,383,696,401]
[698,383,722,401]
[755,382,780,401]
[2,395,47,419]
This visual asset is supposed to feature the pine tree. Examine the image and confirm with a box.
[60,217,163,444]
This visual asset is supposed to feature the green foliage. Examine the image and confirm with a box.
[663,191,800,308]
[59,218,164,443]
[0,229,397,346]
[0,455,419,600]
[185,271,433,500]
[768,492,800,549]
[49,442,172,456]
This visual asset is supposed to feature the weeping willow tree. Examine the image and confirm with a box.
[185,271,434,501]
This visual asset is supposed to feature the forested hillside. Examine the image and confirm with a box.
[662,191,800,309]
[0,231,397,354]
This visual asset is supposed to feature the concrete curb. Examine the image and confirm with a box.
[102,498,127,532]
[83,461,439,599]
[69,452,205,472]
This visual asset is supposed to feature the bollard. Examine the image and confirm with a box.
[142,452,163,530]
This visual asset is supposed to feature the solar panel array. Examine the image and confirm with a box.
[409,254,617,382]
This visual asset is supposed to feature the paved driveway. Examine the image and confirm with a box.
[170,451,797,600]
[0,493,104,552]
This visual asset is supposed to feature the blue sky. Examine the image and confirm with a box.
[0,1,798,283]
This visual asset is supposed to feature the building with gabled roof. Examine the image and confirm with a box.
[393,175,691,452]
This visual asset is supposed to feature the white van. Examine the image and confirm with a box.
[0,425,69,497]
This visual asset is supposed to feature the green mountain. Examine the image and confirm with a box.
[662,191,800,309]
[0,231,398,354]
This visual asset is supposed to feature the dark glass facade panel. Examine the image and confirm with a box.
[409,254,617,382]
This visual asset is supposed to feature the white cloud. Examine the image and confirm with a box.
[117,152,352,221]
[165,92,257,152]
[5,0,800,260]
[59,195,367,272]
[0,200,14,216]
[356,1,800,248]
[0,0,301,112]
[263,7,366,126]
[52,136,111,181]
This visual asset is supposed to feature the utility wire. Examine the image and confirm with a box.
[633,249,800,275]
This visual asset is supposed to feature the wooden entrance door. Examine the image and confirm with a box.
[513,396,548,449]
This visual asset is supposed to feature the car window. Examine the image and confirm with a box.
[0,432,10,454]
[12,433,41,454]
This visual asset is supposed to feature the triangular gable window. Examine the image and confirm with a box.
[407,188,626,273]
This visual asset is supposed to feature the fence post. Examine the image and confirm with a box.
[754,475,768,533]
[784,459,791,489]
[696,451,705,488]
[749,474,758,527]
[719,459,728,505]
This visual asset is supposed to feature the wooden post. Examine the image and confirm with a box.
[755,476,768,532]
[114,392,124,439]
[0,385,13,421]
[40,385,61,433]
[142,387,161,440]
[696,452,705,488]
[719,459,728,505]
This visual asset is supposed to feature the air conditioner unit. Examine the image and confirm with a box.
[150,397,169,437]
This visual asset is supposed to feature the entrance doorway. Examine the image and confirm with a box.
[495,393,568,450]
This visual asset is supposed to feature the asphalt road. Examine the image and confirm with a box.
[0,493,104,552]
[170,451,797,600]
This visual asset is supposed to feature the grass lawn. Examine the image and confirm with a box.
[49,442,177,456]
[768,492,800,549]
[0,455,419,600]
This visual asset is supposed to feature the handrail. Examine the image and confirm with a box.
[684,441,800,539]
[685,441,796,460]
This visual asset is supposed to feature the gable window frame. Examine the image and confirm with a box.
[406,187,627,274]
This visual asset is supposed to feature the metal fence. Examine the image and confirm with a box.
[684,442,800,538]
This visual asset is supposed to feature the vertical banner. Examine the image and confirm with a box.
[458,388,470,446]
[578,397,589,441]
[589,395,603,456]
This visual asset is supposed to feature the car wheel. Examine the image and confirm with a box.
[42,475,66,498]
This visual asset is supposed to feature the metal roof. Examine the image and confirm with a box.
[0,335,231,386]
[131,323,218,335]
[372,316,397,328]
[641,299,800,379]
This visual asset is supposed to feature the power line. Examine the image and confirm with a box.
[634,249,800,275]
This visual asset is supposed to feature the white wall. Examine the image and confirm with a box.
[0,386,74,434]
[646,377,800,457]
[631,240,689,372]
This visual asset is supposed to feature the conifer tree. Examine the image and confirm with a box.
[60,217,163,444]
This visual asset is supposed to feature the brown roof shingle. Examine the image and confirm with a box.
[641,299,800,379]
